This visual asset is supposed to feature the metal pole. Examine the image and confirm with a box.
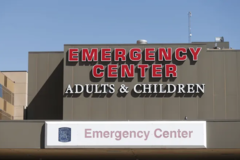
[188,12,192,43]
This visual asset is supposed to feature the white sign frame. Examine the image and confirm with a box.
[45,121,207,148]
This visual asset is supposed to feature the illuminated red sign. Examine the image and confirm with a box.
[67,47,202,79]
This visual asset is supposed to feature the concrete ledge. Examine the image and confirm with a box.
[1,121,240,149]
[0,148,240,159]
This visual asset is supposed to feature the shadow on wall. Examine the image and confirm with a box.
[40,124,45,149]
[26,59,64,120]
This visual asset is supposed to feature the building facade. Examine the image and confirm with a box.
[1,40,240,159]
[0,72,15,120]
[26,41,240,121]
[0,71,28,120]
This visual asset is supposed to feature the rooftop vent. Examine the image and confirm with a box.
[215,37,224,42]
[137,39,147,44]
[213,46,221,49]
[213,42,221,49]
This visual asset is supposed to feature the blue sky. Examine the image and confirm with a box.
[0,0,239,71]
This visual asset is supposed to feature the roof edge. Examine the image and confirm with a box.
[192,41,229,43]
[64,43,207,46]
[29,51,63,54]
[1,71,28,72]
[1,120,240,122]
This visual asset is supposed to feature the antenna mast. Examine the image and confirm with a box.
[188,12,192,43]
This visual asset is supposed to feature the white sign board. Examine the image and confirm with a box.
[45,121,206,148]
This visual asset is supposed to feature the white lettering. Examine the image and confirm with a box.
[167,84,176,93]
[159,84,166,93]
[101,84,108,93]
[187,84,195,93]
[178,84,185,93]
[109,84,115,93]
[131,84,205,94]
[134,84,142,93]
[142,84,151,93]
[94,84,102,93]
[75,84,84,93]
[196,84,205,93]
[65,84,73,93]
[85,84,93,94]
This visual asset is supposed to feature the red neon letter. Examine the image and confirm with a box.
[129,48,142,61]
[101,48,111,61]
[165,64,177,77]
[152,64,162,78]
[158,48,172,61]
[92,65,104,78]
[68,48,79,62]
[108,64,118,78]
[82,48,98,61]
[138,64,148,78]
[145,48,155,61]
[121,64,134,78]
[115,48,126,61]
[175,48,187,61]
[189,47,202,61]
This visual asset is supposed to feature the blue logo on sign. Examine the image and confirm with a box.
[58,127,71,142]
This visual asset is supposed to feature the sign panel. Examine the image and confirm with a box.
[64,47,205,98]
[45,121,206,148]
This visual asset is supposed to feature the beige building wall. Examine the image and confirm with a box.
[0,73,4,86]
[0,72,15,120]
[0,72,14,93]
[2,71,28,120]
[0,97,14,117]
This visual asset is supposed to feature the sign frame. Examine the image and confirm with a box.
[45,121,207,149]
